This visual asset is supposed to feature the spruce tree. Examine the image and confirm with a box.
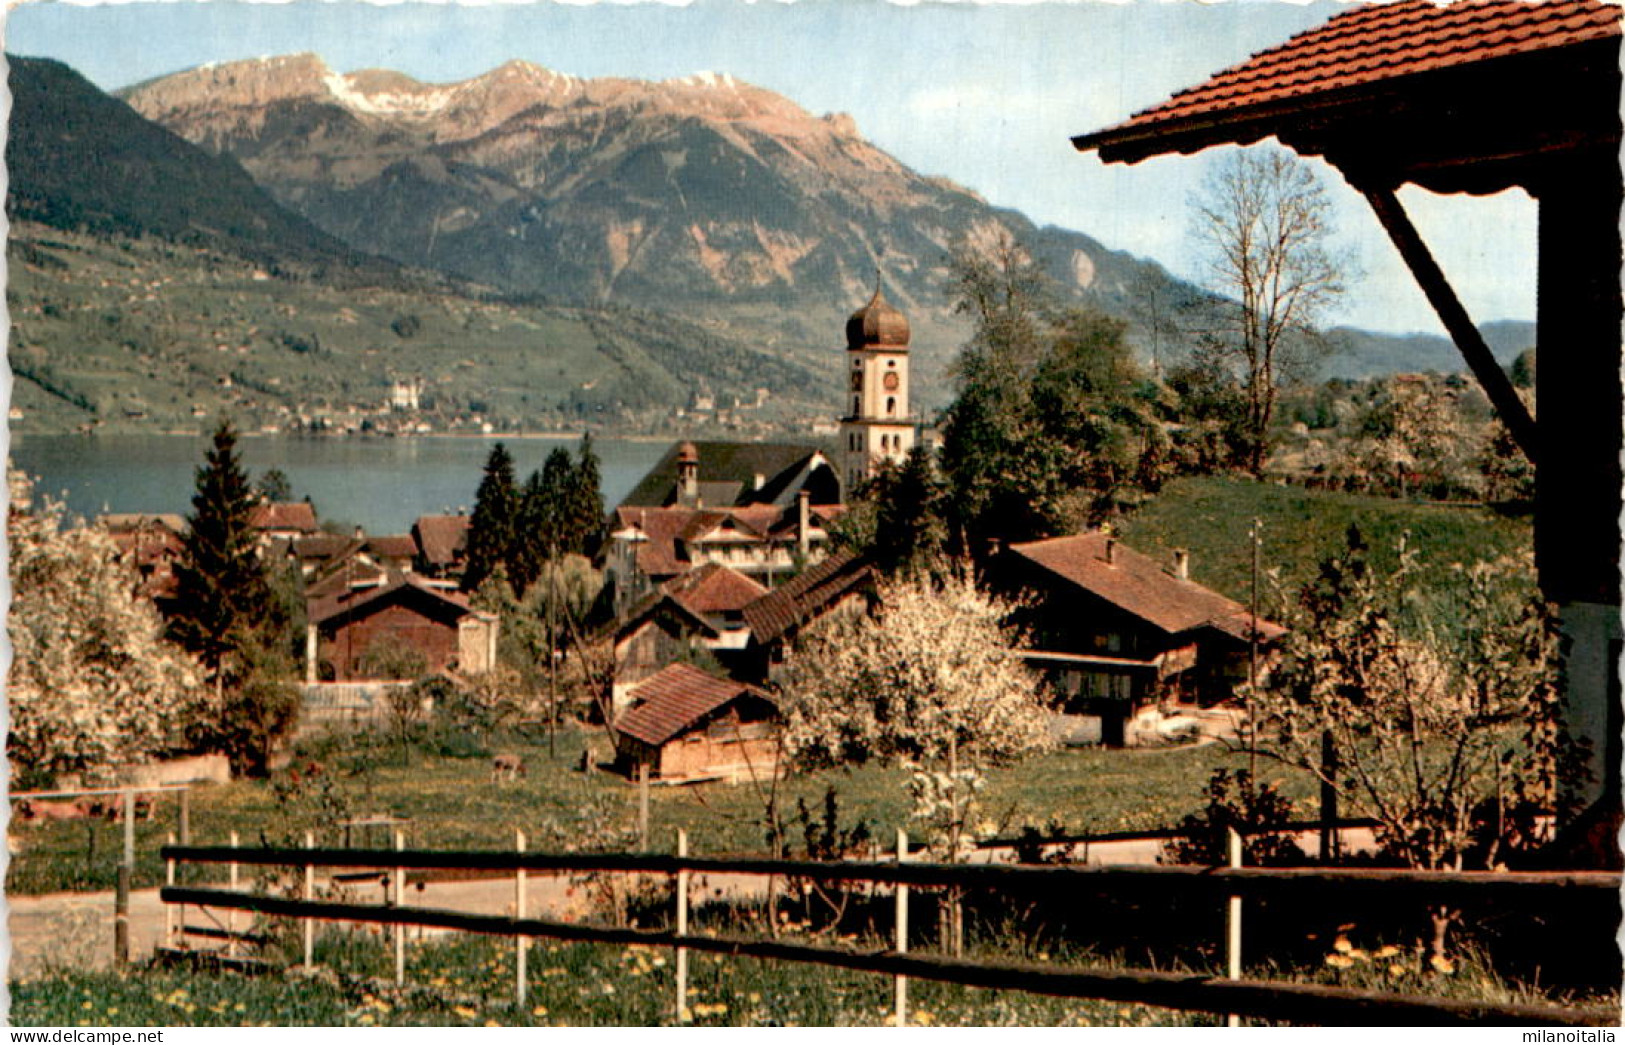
[509,468,549,596]
[564,433,604,556]
[462,442,519,592]
[167,419,275,673]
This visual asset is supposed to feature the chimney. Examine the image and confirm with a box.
[987,537,1004,559]
[797,488,811,557]
[353,525,365,540]
[676,442,700,505]
[1173,548,1190,581]
[1105,537,1117,565]
[754,472,767,491]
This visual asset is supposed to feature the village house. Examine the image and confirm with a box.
[102,512,187,602]
[610,563,769,710]
[411,513,471,579]
[305,570,497,683]
[250,500,320,543]
[612,662,780,783]
[991,532,1284,746]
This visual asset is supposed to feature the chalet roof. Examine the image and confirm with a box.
[613,507,695,579]
[413,514,470,566]
[291,534,359,562]
[251,501,319,534]
[367,535,419,560]
[740,549,875,646]
[665,562,769,615]
[308,570,478,627]
[618,441,828,510]
[1007,533,1284,642]
[1073,0,1621,193]
[615,663,771,748]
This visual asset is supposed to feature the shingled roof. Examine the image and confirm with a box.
[1008,533,1283,642]
[412,515,470,567]
[1074,0,1622,171]
[307,571,478,627]
[740,549,875,646]
[615,663,772,748]
[251,501,319,534]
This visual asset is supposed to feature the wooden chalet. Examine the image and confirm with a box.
[610,563,769,709]
[1074,0,1621,844]
[736,549,876,683]
[612,663,780,783]
[993,534,1283,746]
[305,570,497,683]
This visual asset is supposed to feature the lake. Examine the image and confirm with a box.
[9,433,671,535]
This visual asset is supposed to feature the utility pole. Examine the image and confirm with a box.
[1248,517,1262,778]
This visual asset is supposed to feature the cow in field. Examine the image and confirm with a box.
[491,754,526,782]
[15,799,94,823]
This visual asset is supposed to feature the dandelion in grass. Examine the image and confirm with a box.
[1429,955,1456,975]
[1324,954,1354,969]
[532,1006,548,1017]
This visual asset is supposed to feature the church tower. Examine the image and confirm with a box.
[839,278,915,495]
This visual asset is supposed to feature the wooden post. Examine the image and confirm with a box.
[1359,184,1538,460]
[675,828,689,1023]
[516,829,528,1006]
[1225,827,1243,1029]
[1319,731,1340,863]
[227,830,240,960]
[303,830,316,970]
[164,832,177,950]
[179,787,191,846]
[114,786,135,967]
[638,764,651,851]
[895,828,909,1028]
[393,829,406,986]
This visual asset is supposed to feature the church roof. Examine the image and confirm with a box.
[846,284,910,351]
[617,440,831,511]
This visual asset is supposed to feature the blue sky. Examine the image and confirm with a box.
[5,0,1537,335]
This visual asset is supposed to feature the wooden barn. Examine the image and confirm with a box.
[305,571,497,682]
[612,663,780,783]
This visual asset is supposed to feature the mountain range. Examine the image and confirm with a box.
[8,52,1534,435]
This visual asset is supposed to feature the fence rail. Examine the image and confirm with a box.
[159,884,1616,1027]
[160,844,1620,902]
[158,843,1619,1027]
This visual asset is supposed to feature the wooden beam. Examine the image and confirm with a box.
[1357,185,1539,460]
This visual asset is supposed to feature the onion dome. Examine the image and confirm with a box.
[845,283,910,351]
[676,441,699,465]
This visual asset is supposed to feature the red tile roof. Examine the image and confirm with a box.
[1009,533,1283,642]
[1076,0,1621,154]
[741,549,874,646]
[413,515,470,567]
[665,563,769,615]
[366,535,420,560]
[251,501,319,534]
[615,663,770,747]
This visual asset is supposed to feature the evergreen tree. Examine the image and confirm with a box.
[869,448,949,576]
[538,447,575,555]
[167,419,277,673]
[462,443,519,593]
[563,433,604,557]
[510,469,550,596]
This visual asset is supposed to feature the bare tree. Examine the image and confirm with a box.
[1192,148,1347,476]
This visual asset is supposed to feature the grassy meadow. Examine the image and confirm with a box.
[6,727,1270,895]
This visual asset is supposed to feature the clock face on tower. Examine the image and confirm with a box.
[882,372,900,391]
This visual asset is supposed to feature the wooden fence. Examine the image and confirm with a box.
[158,840,1620,1027]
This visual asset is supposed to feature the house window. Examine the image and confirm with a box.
[852,395,861,415]
[886,397,896,417]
